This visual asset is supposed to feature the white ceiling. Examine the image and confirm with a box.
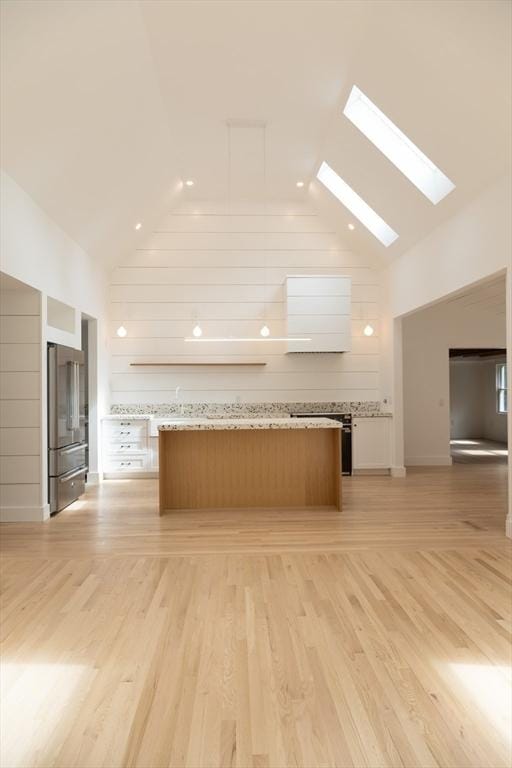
[0,271,38,293]
[445,274,507,317]
[1,0,510,264]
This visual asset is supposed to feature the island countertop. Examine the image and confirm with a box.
[158,417,343,431]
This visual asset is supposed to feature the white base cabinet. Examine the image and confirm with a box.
[101,415,392,478]
[352,418,392,471]
[149,436,159,471]
[102,418,156,478]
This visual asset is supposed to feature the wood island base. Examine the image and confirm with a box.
[159,427,342,513]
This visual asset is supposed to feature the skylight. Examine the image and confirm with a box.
[316,161,398,247]
[343,85,455,205]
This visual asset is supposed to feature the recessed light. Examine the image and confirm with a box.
[363,324,375,337]
[192,323,203,338]
[317,161,398,247]
[134,222,142,231]
[296,181,304,188]
[343,85,455,204]
[259,324,270,337]
[116,325,127,338]
[185,180,195,187]
[348,223,355,231]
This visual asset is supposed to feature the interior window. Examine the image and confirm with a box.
[496,362,508,414]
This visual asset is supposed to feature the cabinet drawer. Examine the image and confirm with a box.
[104,456,147,472]
[106,441,145,455]
[103,421,147,440]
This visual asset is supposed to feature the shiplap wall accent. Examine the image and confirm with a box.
[109,201,381,404]
[0,287,46,520]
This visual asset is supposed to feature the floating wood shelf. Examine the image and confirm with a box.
[129,362,267,367]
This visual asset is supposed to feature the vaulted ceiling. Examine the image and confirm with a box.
[1,0,510,265]
[445,274,506,318]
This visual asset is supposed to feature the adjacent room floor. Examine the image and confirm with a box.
[451,437,508,464]
[1,465,510,768]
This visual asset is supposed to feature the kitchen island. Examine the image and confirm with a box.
[158,417,342,514]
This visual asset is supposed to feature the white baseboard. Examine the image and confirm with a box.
[506,516,512,539]
[391,466,407,478]
[353,468,390,476]
[0,503,50,522]
[86,472,100,485]
[405,456,453,466]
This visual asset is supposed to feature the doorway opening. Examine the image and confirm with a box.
[449,348,508,464]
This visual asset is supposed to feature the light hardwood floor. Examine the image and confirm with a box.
[1,465,511,768]
[451,438,508,465]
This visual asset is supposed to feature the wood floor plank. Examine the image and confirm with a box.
[0,465,510,768]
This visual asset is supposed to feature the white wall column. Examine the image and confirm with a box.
[506,266,512,538]
[86,318,101,484]
[390,317,406,477]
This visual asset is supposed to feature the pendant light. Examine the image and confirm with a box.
[362,303,374,336]
[116,301,128,337]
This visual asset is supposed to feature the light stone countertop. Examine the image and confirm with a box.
[104,411,393,422]
[102,414,153,420]
[158,417,343,431]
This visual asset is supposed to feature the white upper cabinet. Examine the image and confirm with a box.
[286,276,352,353]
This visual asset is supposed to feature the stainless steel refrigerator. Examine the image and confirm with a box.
[48,343,88,514]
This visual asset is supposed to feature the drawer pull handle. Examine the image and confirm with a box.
[120,422,131,426]
[120,462,132,466]
[119,431,131,435]
[60,442,88,456]
[59,466,86,483]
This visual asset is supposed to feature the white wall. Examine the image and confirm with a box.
[450,357,508,442]
[0,283,45,520]
[109,201,382,405]
[449,361,485,439]
[0,171,110,501]
[403,299,506,466]
[384,173,511,533]
[0,172,108,322]
[388,174,511,318]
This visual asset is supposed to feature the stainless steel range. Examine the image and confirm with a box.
[48,343,88,514]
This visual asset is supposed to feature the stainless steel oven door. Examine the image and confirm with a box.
[49,443,88,477]
[50,466,86,514]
